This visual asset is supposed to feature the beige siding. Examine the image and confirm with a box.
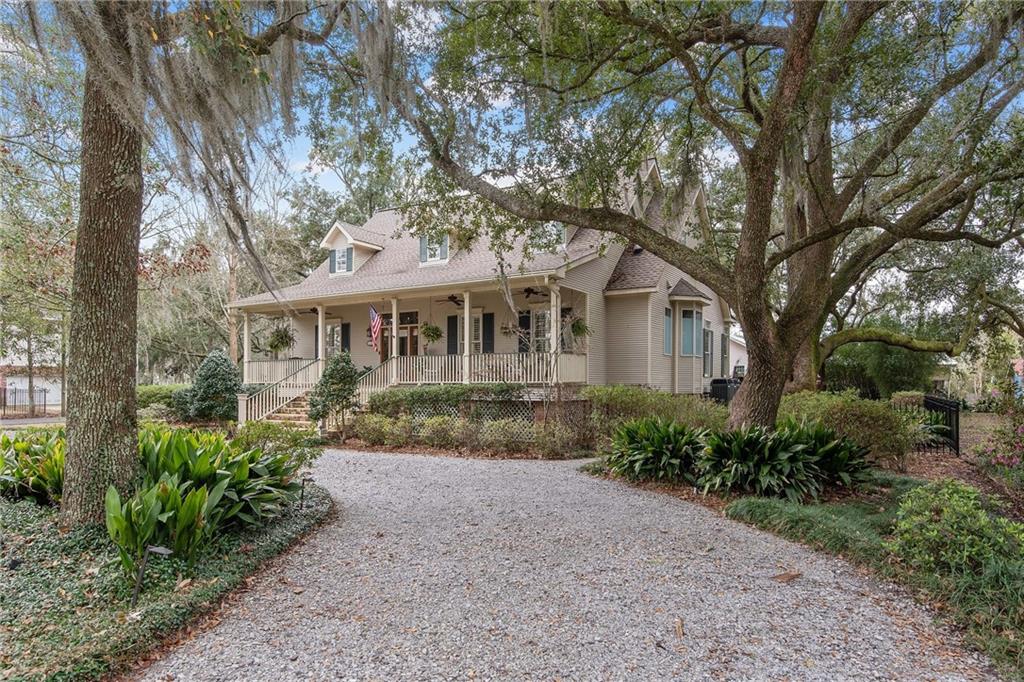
[562,243,625,385]
[604,293,650,385]
[648,272,674,391]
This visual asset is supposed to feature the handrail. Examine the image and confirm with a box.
[356,358,394,406]
[242,359,321,423]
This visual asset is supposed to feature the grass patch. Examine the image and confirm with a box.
[725,471,1023,679]
[0,486,332,681]
[725,470,919,566]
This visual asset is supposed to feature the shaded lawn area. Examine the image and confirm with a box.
[726,471,1023,680]
[0,486,332,681]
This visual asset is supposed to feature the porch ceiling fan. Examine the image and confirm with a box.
[521,287,549,299]
[436,294,464,307]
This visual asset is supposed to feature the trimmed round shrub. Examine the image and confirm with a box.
[353,414,392,446]
[186,350,241,422]
[887,479,1024,575]
[779,390,915,469]
[606,418,705,482]
[419,416,462,449]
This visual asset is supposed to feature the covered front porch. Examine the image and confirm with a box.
[237,280,589,419]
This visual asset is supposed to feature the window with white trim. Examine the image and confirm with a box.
[680,310,694,356]
[663,307,673,355]
[531,307,551,352]
[457,310,483,354]
[703,329,714,377]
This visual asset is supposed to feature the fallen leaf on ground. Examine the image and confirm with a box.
[772,571,802,583]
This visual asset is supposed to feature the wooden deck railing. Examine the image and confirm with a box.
[395,354,464,384]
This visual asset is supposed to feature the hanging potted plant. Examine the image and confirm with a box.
[420,322,443,352]
[267,325,297,358]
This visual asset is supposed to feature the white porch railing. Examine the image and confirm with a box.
[240,352,588,422]
[356,359,393,406]
[246,358,314,385]
[395,354,464,384]
[240,359,321,423]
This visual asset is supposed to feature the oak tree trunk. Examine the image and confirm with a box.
[60,20,144,527]
[785,335,821,393]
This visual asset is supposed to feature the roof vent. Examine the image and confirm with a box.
[632,244,643,255]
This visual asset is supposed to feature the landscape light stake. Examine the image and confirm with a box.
[130,545,172,608]
[300,476,314,509]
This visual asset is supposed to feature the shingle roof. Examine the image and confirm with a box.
[669,278,710,300]
[233,209,606,308]
[605,246,666,291]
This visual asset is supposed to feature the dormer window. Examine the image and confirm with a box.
[329,246,354,275]
[419,234,449,263]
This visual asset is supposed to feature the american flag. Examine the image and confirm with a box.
[369,305,383,352]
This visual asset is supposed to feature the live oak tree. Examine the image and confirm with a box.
[319,1,1024,427]
[16,1,343,526]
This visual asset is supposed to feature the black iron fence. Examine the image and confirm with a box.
[0,387,49,418]
[893,394,961,456]
[921,394,960,456]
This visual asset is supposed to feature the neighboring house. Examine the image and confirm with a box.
[728,330,748,379]
[231,161,735,423]
[0,348,63,417]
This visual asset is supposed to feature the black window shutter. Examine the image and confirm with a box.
[341,322,351,352]
[329,249,337,273]
[447,315,459,354]
[482,313,494,353]
[314,324,319,357]
[518,311,531,352]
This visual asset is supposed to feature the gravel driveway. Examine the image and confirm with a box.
[138,450,994,681]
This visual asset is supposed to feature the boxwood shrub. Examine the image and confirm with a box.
[368,383,527,417]
[136,383,189,409]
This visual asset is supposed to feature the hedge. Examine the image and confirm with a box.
[368,383,527,417]
[136,384,189,409]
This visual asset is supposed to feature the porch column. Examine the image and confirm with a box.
[462,290,471,383]
[317,304,326,373]
[390,298,399,383]
[549,284,560,385]
[242,311,250,384]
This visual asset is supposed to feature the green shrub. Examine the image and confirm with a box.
[185,350,241,422]
[137,383,189,409]
[533,421,575,459]
[137,402,177,422]
[887,479,1024,575]
[0,430,65,504]
[698,426,824,502]
[479,419,529,453]
[606,418,705,482]
[384,416,415,447]
[582,385,728,435]
[232,420,322,469]
[890,391,925,409]
[368,383,526,417]
[779,391,915,469]
[454,418,481,450]
[353,414,392,445]
[775,418,869,488]
[170,386,193,421]
[419,415,463,449]
[307,351,360,436]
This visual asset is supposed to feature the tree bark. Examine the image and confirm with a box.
[60,10,144,527]
[26,331,35,418]
[226,249,239,364]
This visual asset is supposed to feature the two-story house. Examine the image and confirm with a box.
[232,162,736,423]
